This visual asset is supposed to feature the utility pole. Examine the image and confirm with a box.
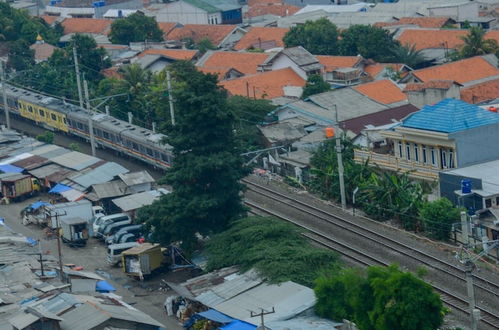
[460,211,478,330]
[0,61,11,129]
[83,79,96,157]
[73,47,84,109]
[334,105,346,210]
[166,70,175,125]
[250,307,275,329]
[46,210,65,281]
[38,240,45,277]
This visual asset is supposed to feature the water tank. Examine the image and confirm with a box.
[461,179,472,194]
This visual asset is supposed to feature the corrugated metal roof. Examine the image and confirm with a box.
[402,98,499,133]
[118,171,155,186]
[51,151,100,171]
[111,189,165,212]
[91,180,127,199]
[29,163,66,179]
[11,155,49,170]
[29,144,70,159]
[70,162,129,189]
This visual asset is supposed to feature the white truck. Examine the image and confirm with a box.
[42,200,104,229]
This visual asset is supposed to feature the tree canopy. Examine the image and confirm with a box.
[458,26,498,59]
[301,74,331,99]
[339,25,400,62]
[109,12,164,44]
[315,265,444,330]
[283,18,340,55]
[419,198,462,240]
[206,216,340,286]
[137,61,248,251]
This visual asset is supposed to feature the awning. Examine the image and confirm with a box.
[197,309,235,324]
[29,201,51,210]
[49,183,71,194]
[95,280,116,292]
[60,189,85,202]
[0,164,24,173]
[221,321,257,330]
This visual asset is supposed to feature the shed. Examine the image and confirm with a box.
[111,189,168,219]
[118,170,155,193]
[70,162,129,189]
[50,151,100,171]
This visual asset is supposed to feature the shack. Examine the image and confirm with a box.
[122,243,164,279]
[60,217,88,247]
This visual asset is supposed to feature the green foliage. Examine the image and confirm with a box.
[137,61,248,251]
[419,198,462,240]
[301,74,331,99]
[206,216,340,286]
[69,143,80,152]
[36,131,54,144]
[7,39,34,71]
[392,44,427,69]
[196,38,216,53]
[339,25,400,62]
[458,26,498,59]
[283,18,340,55]
[109,12,163,44]
[315,265,444,330]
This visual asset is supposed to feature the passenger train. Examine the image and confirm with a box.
[0,83,172,170]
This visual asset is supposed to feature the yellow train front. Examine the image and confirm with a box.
[17,92,69,132]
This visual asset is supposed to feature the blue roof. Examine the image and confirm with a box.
[30,201,51,210]
[0,164,24,173]
[49,183,71,194]
[402,99,499,133]
[197,309,234,324]
[221,320,257,330]
[96,280,116,292]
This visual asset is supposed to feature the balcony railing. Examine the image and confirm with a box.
[354,149,440,180]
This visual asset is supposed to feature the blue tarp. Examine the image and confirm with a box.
[49,183,71,194]
[29,201,51,210]
[221,321,257,330]
[0,164,24,173]
[95,280,116,292]
[197,309,234,324]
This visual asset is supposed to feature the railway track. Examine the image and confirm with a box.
[243,179,499,329]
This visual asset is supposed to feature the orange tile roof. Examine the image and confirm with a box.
[234,27,288,51]
[376,17,452,28]
[61,18,112,35]
[200,51,269,74]
[316,55,361,71]
[157,22,178,38]
[245,3,300,18]
[404,80,457,92]
[138,48,198,60]
[398,29,499,51]
[102,67,123,79]
[30,43,57,61]
[460,79,499,104]
[198,67,238,80]
[248,0,281,5]
[364,63,405,79]
[411,56,499,84]
[220,68,306,99]
[41,15,58,25]
[353,79,407,105]
[166,24,237,46]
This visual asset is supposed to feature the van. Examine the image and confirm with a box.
[100,220,133,240]
[106,224,143,245]
[107,242,139,266]
[93,213,130,237]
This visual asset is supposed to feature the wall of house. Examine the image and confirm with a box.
[221,8,242,24]
[207,12,223,25]
[151,1,209,24]
[451,122,499,168]
[128,182,152,194]
[405,85,460,109]
[270,55,307,80]
[94,0,143,18]
[44,6,94,17]
[428,2,478,21]
[439,172,482,208]
[219,28,245,48]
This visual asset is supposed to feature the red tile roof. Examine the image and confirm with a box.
[29,42,58,61]
[157,22,178,38]
[138,48,198,60]
[376,17,452,28]
[220,68,306,99]
[102,67,123,79]
[245,3,300,18]
[234,27,288,51]
[61,18,112,35]
[41,15,58,25]
[411,56,499,84]
[199,51,269,74]
[353,79,407,105]
[398,29,499,51]
[460,78,499,104]
[166,24,237,46]
[316,55,362,71]
[404,80,457,92]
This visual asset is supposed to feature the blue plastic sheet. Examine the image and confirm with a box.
[96,280,116,292]
[49,183,71,194]
[0,164,24,173]
[29,201,50,210]
[221,320,257,330]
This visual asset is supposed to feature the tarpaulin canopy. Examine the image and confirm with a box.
[95,280,116,292]
[60,189,85,202]
[221,321,257,330]
[29,201,51,210]
[49,183,71,194]
[0,164,24,173]
[197,309,234,324]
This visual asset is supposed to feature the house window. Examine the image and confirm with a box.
[485,198,492,208]
[414,144,419,162]
[422,145,427,164]
[406,143,411,160]
[430,148,436,166]
[214,17,218,24]
[398,141,403,158]
[449,151,454,168]
[441,149,447,168]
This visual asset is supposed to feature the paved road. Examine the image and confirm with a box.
[0,196,185,330]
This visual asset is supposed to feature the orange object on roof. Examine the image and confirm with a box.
[234,27,288,51]
[325,127,335,138]
[353,79,407,105]
[138,48,198,61]
[200,51,269,75]
[166,24,237,47]
[61,18,112,35]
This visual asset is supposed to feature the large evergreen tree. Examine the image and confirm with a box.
[339,25,400,62]
[283,18,340,55]
[109,12,164,44]
[138,61,248,251]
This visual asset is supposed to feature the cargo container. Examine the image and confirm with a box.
[0,173,40,202]
[60,217,88,247]
[122,243,164,279]
[42,200,94,229]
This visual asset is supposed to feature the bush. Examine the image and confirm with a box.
[36,131,54,144]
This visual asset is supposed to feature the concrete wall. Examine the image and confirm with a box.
[428,2,478,21]
[150,1,210,24]
[439,172,482,207]
[405,85,460,109]
[451,122,499,168]
[94,0,143,18]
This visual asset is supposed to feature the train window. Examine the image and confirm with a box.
[146,148,154,156]
[28,106,33,113]
[102,131,110,140]
[39,109,45,117]
[131,142,139,151]
[63,118,67,125]
[161,153,170,162]
[76,122,83,130]
[95,129,102,137]
[51,113,57,121]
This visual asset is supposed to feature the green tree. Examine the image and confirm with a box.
[419,198,461,240]
[283,18,340,55]
[69,143,81,151]
[206,216,340,286]
[339,25,399,62]
[459,26,498,58]
[301,74,331,99]
[36,131,54,144]
[197,38,216,53]
[392,44,427,69]
[109,12,163,44]
[137,61,248,251]
[7,39,35,71]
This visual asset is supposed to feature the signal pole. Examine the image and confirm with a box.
[0,61,11,129]
[73,47,84,109]
[166,70,175,125]
[334,105,346,210]
[83,79,96,157]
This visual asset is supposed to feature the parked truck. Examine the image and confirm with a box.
[122,243,164,279]
[42,200,94,229]
[0,173,40,203]
[60,217,89,247]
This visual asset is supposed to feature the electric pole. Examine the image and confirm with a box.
[166,70,175,125]
[46,210,65,281]
[83,79,96,157]
[73,47,84,109]
[0,61,11,129]
[460,211,478,330]
[250,307,275,329]
[334,105,346,210]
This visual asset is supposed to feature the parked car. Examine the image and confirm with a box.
[93,213,130,238]
[99,220,133,241]
[105,224,143,245]
[107,242,139,266]
[119,233,143,243]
